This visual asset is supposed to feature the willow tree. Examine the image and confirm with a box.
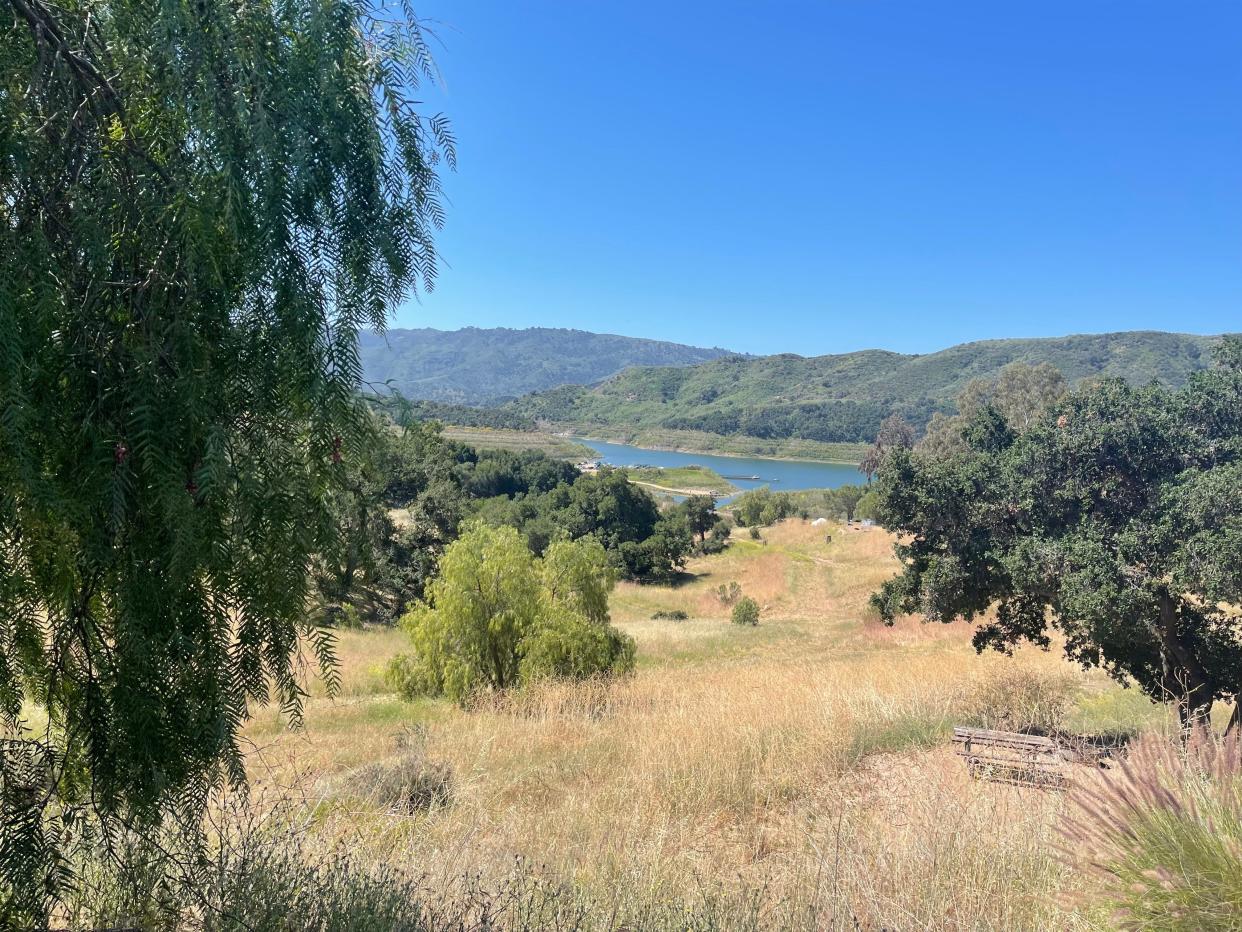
[0,0,451,916]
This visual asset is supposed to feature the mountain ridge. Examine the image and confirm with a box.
[504,329,1226,445]
[359,326,737,404]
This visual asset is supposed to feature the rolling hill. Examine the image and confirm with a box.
[358,327,736,404]
[506,331,1225,446]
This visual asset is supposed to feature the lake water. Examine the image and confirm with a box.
[574,438,863,499]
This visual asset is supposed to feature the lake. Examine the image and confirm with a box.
[574,438,864,499]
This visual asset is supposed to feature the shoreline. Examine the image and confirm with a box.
[567,432,867,467]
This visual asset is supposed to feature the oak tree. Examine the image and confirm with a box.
[872,339,1242,728]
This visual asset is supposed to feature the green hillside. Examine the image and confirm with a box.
[508,331,1224,445]
[359,326,736,404]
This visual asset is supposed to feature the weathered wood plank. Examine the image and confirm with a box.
[951,725,1071,788]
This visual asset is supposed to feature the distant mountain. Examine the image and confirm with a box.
[359,327,736,404]
[507,331,1225,445]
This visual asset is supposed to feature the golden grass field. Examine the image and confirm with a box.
[244,520,1173,930]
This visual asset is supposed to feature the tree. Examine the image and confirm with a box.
[860,414,916,481]
[475,467,690,580]
[731,487,796,528]
[826,484,866,522]
[317,418,466,623]
[731,597,760,626]
[854,490,881,523]
[920,362,1066,458]
[680,495,718,545]
[871,339,1242,728]
[0,0,451,915]
[388,526,635,702]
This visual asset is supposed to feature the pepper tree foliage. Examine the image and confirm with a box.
[0,0,451,916]
[871,338,1242,727]
[388,525,637,704]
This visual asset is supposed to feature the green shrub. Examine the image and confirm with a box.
[748,526,762,541]
[520,609,637,682]
[324,602,363,629]
[731,597,759,626]
[854,489,881,523]
[388,526,634,703]
[652,609,689,621]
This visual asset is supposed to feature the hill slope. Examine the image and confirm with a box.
[508,331,1224,445]
[359,327,736,404]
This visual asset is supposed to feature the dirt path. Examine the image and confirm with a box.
[630,480,730,497]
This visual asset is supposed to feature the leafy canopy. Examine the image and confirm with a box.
[389,526,636,704]
[472,467,693,580]
[0,0,450,915]
[871,339,1242,726]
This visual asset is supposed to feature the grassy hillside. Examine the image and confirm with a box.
[359,326,736,404]
[509,330,1223,445]
[244,521,1169,928]
[439,426,596,460]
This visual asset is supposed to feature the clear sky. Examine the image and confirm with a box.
[395,1,1242,356]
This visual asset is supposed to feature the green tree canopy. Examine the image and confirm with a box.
[825,485,867,521]
[871,338,1242,727]
[860,414,916,481]
[0,0,450,915]
[389,526,635,703]
[680,495,719,544]
[920,361,1067,458]
[316,418,466,623]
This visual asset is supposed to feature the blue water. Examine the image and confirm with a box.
[574,438,863,500]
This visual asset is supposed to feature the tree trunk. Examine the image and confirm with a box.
[1226,698,1242,737]
[1155,591,1216,734]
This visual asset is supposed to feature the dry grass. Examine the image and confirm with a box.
[244,518,1172,929]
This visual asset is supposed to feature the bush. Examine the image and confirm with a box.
[714,582,742,605]
[854,489,882,523]
[696,518,733,555]
[520,609,637,682]
[652,609,689,621]
[344,731,453,813]
[731,597,760,626]
[1060,732,1242,930]
[748,526,762,541]
[958,666,1080,734]
[387,526,634,703]
[61,800,444,931]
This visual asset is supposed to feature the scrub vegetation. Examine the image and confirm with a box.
[94,521,1169,930]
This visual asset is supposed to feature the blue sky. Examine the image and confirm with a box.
[395,1,1241,356]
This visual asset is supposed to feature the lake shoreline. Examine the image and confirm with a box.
[565,430,867,467]
[575,438,864,496]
